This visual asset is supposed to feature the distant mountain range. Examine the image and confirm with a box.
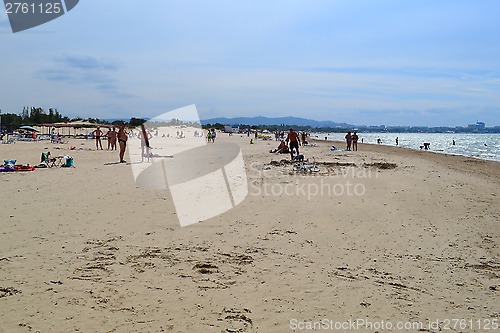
[200,116,354,128]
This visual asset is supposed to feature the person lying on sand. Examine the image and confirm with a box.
[270,140,289,154]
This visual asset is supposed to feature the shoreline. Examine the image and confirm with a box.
[311,132,500,163]
[312,136,500,175]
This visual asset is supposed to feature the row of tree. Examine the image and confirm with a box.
[0,107,71,131]
[0,107,148,131]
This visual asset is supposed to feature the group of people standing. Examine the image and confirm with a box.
[91,125,219,164]
[92,127,118,150]
[344,131,359,151]
[92,125,128,163]
[207,129,217,143]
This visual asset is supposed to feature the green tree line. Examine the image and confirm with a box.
[0,106,148,131]
[1,107,70,130]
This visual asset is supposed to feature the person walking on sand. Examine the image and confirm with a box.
[117,124,128,163]
[352,131,359,151]
[93,127,104,150]
[345,131,352,151]
[286,128,300,159]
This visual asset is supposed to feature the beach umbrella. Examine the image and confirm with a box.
[19,125,39,132]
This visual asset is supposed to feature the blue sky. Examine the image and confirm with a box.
[1,0,500,126]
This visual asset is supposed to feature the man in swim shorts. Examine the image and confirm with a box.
[93,127,104,150]
[286,128,300,160]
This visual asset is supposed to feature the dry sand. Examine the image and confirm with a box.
[0,134,499,332]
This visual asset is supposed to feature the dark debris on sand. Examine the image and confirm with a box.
[363,162,398,170]
[268,159,397,170]
[0,286,22,298]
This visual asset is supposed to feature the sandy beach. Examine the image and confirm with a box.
[1,133,499,332]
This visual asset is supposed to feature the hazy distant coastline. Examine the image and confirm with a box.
[200,116,500,133]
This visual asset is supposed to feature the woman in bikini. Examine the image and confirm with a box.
[117,124,129,163]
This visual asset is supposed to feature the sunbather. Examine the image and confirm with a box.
[270,140,289,154]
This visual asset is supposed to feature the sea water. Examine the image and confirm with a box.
[313,132,500,162]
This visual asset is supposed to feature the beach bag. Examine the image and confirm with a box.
[63,156,74,167]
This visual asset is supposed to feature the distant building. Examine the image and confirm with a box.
[224,125,239,133]
[468,121,486,131]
